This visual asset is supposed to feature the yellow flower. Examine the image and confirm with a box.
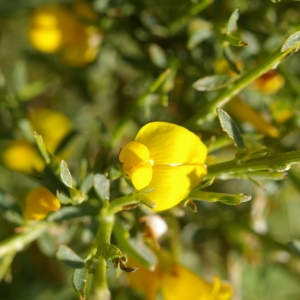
[28,3,102,66]
[28,108,72,153]
[119,122,207,211]
[24,187,61,220]
[128,257,233,300]
[2,108,71,173]
[226,98,280,138]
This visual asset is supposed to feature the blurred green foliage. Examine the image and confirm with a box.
[1,0,300,299]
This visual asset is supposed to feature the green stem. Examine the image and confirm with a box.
[108,194,143,215]
[90,192,143,299]
[112,69,170,144]
[185,42,300,128]
[168,0,213,35]
[206,150,300,179]
[90,206,115,300]
[113,219,156,270]
[0,222,48,259]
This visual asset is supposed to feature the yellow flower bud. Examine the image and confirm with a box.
[2,140,44,173]
[252,70,285,95]
[119,122,207,211]
[24,187,61,220]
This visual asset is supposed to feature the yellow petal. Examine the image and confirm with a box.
[144,163,207,211]
[24,187,61,220]
[162,263,233,300]
[119,141,150,165]
[120,141,153,189]
[130,165,153,190]
[135,122,207,166]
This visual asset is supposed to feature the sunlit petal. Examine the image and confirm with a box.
[134,122,207,165]
[119,141,150,165]
[144,164,207,211]
[131,165,153,190]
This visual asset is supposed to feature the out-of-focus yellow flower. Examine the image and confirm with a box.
[119,122,207,211]
[128,256,233,300]
[129,259,161,300]
[29,6,74,53]
[24,187,61,220]
[161,264,232,300]
[227,98,280,138]
[270,100,293,124]
[29,2,102,66]
[2,108,71,173]
[28,108,72,153]
[2,140,45,173]
[252,70,285,95]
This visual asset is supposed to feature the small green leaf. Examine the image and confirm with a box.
[135,189,156,209]
[149,43,167,68]
[60,160,73,188]
[187,29,212,50]
[72,267,88,300]
[34,132,50,164]
[223,46,241,74]
[217,108,245,148]
[289,239,300,256]
[48,206,97,222]
[80,173,94,194]
[113,220,156,271]
[193,75,234,91]
[197,178,215,189]
[56,245,85,269]
[107,166,122,181]
[224,33,248,47]
[70,187,86,204]
[0,251,15,282]
[94,174,110,201]
[226,8,240,33]
[138,195,156,209]
[189,190,251,205]
[281,31,300,53]
[17,75,58,102]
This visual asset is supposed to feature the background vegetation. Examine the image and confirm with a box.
[1,0,300,299]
